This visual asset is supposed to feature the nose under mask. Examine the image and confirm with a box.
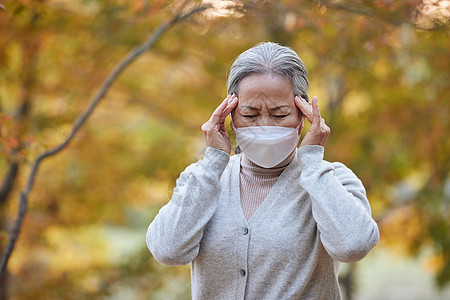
[231,116,300,168]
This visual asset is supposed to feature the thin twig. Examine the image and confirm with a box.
[0,2,211,282]
[313,0,448,31]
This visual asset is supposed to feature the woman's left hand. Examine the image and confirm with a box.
[294,96,330,147]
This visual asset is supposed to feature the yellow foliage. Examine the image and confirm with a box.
[379,205,429,255]
[341,90,370,119]
[1,0,449,296]
[424,252,446,274]
[43,226,110,276]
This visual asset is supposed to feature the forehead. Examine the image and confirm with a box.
[238,73,294,107]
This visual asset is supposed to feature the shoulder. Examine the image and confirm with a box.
[180,147,232,177]
[329,161,359,178]
[329,161,365,191]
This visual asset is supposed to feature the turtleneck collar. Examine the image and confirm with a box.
[240,150,296,178]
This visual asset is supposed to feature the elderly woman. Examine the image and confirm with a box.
[146,42,379,299]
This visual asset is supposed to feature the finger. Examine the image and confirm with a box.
[311,96,322,127]
[209,95,233,124]
[218,122,228,136]
[219,94,238,123]
[295,96,313,123]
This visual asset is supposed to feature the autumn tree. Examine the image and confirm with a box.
[0,0,449,299]
[1,0,213,298]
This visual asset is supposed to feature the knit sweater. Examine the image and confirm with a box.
[147,146,379,299]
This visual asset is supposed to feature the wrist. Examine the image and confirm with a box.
[298,145,324,170]
[203,147,230,173]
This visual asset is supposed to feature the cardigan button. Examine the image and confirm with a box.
[243,228,249,235]
[240,269,246,277]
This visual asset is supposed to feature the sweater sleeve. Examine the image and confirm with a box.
[298,145,379,263]
[146,147,230,266]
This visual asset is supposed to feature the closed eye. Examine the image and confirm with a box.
[243,115,258,118]
[274,115,288,118]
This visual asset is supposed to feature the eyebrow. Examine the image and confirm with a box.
[241,105,290,111]
[240,105,261,111]
[269,105,290,112]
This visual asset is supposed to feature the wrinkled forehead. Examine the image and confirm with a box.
[237,91,295,110]
[236,73,295,106]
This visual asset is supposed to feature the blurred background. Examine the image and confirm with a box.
[0,0,449,299]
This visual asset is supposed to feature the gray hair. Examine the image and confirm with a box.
[227,42,309,101]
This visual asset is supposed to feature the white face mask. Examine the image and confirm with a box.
[232,123,301,168]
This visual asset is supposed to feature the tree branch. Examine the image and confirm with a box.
[0,2,212,282]
[313,0,448,31]
[0,163,18,207]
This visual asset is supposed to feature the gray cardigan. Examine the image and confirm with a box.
[147,146,379,299]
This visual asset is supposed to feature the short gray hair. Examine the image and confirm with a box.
[227,42,309,101]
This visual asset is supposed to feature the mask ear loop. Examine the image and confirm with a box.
[230,109,237,128]
[229,111,241,154]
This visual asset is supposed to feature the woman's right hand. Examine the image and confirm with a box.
[201,94,239,154]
